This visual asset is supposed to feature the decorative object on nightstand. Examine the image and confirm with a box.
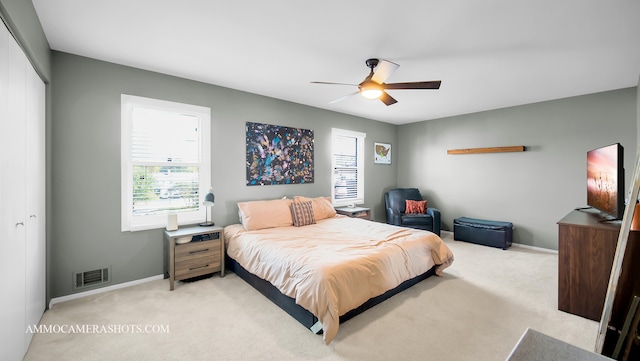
[163,225,225,291]
[335,206,371,220]
[166,212,178,231]
[175,236,191,245]
[199,188,215,226]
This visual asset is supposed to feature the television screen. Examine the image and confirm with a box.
[587,143,624,220]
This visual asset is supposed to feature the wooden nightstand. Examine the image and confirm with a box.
[335,206,371,220]
[163,225,225,291]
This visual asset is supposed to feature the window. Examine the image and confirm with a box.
[121,95,211,231]
[331,128,365,207]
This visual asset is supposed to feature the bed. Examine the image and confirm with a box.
[224,196,454,344]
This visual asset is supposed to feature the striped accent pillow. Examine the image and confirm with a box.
[290,201,316,227]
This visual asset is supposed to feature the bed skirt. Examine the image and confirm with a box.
[227,255,437,334]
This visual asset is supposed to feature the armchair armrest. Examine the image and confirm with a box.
[386,208,402,225]
[426,207,441,236]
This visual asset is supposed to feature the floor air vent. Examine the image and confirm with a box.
[74,267,111,289]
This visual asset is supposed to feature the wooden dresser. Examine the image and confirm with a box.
[557,210,620,321]
[557,209,640,327]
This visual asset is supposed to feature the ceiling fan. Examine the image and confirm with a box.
[311,58,441,106]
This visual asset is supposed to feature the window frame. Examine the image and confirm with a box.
[331,128,366,207]
[121,94,211,232]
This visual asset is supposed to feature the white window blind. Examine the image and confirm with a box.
[121,95,211,231]
[331,128,365,206]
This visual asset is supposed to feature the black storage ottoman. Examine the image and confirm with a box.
[453,217,513,250]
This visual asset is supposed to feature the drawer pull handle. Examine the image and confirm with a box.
[189,264,209,271]
[189,249,209,255]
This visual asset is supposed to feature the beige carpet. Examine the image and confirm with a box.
[24,232,599,361]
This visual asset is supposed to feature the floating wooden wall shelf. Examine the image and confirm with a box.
[447,146,525,155]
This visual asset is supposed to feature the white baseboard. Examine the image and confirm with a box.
[511,242,558,254]
[49,274,164,309]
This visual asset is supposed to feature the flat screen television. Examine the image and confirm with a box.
[587,143,625,220]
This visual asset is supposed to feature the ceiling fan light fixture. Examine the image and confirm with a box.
[361,88,383,99]
[312,58,441,105]
[360,83,383,99]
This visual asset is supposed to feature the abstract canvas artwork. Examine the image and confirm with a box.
[246,122,314,186]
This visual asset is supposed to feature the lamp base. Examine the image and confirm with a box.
[199,221,215,227]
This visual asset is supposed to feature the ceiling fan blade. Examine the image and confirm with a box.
[371,60,399,84]
[379,91,398,106]
[383,81,441,90]
[329,91,359,104]
[311,81,358,86]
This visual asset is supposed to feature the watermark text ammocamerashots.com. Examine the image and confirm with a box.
[26,324,170,334]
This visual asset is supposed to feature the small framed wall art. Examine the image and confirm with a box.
[374,142,391,164]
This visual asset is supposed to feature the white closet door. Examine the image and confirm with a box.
[0,25,28,361]
[24,58,46,348]
[0,22,45,360]
[0,21,12,357]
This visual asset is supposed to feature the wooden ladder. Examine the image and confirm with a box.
[596,146,640,356]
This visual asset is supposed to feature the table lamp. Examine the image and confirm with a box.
[199,188,215,226]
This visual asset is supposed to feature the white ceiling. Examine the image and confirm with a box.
[32,0,640,125]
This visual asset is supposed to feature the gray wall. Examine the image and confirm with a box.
[0,0,50,80]
[50,51,397,298]
[397,88,637,250]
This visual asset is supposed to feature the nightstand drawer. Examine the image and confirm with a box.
[175,255,220,279]
[175,240,220,262]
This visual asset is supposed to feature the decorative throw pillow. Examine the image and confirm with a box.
[405,199,427,214]
[293,196,337,221]
[290,201,316,227]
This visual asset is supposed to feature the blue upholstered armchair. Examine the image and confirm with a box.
[384,188,441,236]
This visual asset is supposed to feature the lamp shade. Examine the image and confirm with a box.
[203,188,215,206]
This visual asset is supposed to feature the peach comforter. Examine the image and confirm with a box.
[224,216,454,344]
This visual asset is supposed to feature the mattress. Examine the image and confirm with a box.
[224,216,454,344]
